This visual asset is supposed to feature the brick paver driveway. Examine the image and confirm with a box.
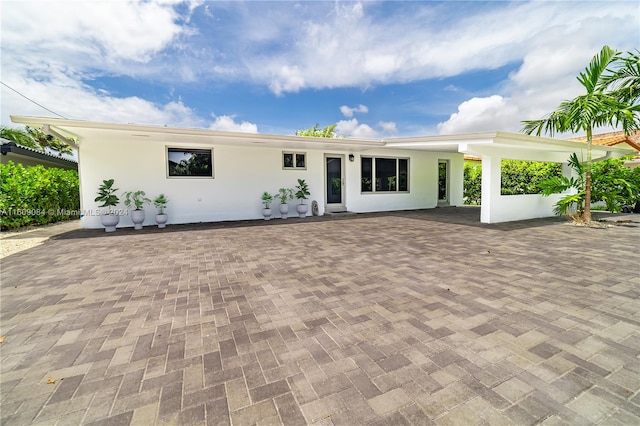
[1,208,639,425]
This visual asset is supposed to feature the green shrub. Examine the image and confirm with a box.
[591,156,640,211]
[463,161,482,205]
[464,159,565,204]
[0,161,80,230]
[500,160,563,195]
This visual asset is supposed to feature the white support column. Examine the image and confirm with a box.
[480,154,501,223]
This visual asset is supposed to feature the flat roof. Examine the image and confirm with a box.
[10,115,636,156]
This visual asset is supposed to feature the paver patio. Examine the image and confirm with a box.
[1,208,639,425]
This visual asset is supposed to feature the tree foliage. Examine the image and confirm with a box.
[521,46,640,221]
[538,154,640,215]
[592,156,640,211]
[295,123,341,138]
[501,160,563,195]
[463,162,482,205]
[463,160,562,204]
[1,126,74,156]
[600,49,640,104]
[1,126,40,150]
[26,127,74,156]
[0,161,80,230]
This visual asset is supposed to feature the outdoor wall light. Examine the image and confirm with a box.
[349,154,355,162]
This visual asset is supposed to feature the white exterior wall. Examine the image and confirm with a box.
[479,154,569,224]
[346,150,464,213]
[79,136,464,229]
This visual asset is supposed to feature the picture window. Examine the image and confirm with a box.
[361,156,409,193]
[167,147,213,178]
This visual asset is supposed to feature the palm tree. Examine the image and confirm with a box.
[522,46,640,221]
[0,126,41,150]
[26,126,74,156]
[600,49,640,104]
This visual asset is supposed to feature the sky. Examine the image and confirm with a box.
[1,0,638,140]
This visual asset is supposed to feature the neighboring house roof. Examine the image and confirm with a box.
[567,130,640,152]
[0,138,78,170]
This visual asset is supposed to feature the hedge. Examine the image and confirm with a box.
[464,157,640,208]
[0,161,80,230]
[500,160,563,195]
[464,160,568,204]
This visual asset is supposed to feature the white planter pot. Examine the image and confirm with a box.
[155,213,168,228]
[262,208,272,220]
[279,203,289,219]
[100,213,119,233]
[131,209,145,230]
[296,204,308,218]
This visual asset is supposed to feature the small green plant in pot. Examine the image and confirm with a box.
[123,190,151,230]
[261,192,274,220]
[277,187,294,219]
[95,179,120,232]
[294,178,310,218]
[153,194,169,228]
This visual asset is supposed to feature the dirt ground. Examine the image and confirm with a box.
[0,220,80,259]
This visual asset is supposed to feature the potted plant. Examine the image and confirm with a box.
[153,194,169,228]
[123,190,151,230]
[276,187,294,219]
[95,179,120,232]
[260,192,274,220]
[294,178,310,218]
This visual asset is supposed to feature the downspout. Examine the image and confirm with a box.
[590,151,612,163]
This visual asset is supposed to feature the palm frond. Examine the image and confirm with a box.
[576,45,619,94]
[567,153,584,176]
[538,176,574,195]
[553,193,584,216]
[599,49,640,103]
[521,108,571,136]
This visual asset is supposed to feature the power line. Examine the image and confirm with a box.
[1,81,67,119]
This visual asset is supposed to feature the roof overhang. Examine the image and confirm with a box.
[386,131,635,157]
[10,115,385,152]
[10,116,636,160]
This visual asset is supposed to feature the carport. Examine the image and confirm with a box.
[385,132,635,223]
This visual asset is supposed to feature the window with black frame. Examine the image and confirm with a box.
[283,152,306,170]
[361,156,409,193]
[167,148,213,178]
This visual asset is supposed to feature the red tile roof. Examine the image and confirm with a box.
[567,130,640,151]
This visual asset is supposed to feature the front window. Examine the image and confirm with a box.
[283,152,306,169]
[361,157,409,193]
[167,148,213,178]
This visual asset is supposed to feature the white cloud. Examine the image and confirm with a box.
[436,6,638,135]
[0,0,211,128]
[268,66,306,96]
[378,121,397,134]
[340,104,369,118]
[1,1,195,68]
[336,119,378,138]
[437,96,517,134]
[1,0,637,136]
[209,115,258,133]
[257,2,636,95]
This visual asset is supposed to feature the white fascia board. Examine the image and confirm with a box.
[385,139,493,149]
[10,115,385,150]
[492,132,635,154]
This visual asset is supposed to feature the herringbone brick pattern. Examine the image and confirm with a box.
[1,209,639,425]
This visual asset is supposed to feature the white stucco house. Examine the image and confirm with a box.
[10,116,635,228]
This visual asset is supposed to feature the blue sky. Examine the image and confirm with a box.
[1,1,638,139]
